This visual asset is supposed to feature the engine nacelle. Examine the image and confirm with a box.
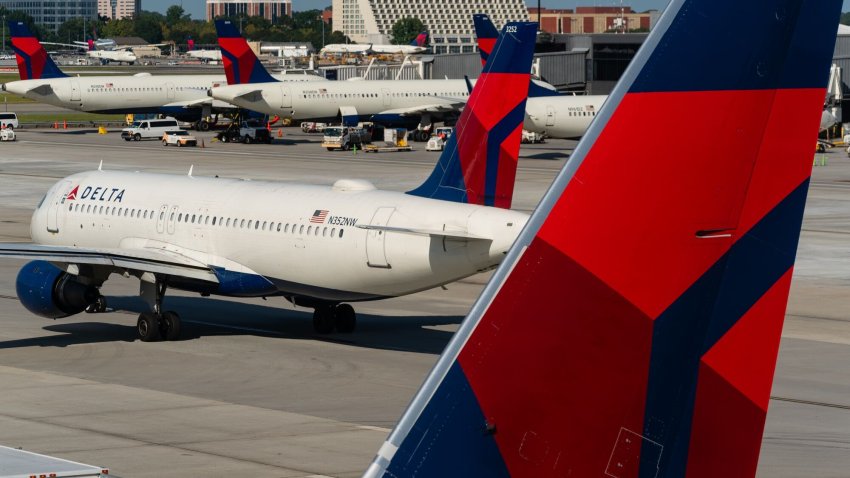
[15,261,98,318]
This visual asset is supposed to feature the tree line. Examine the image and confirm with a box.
[0,5,350,51]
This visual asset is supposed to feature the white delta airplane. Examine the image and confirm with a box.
[43,37,152,65]
[475,14,609,139]
[211,19,578,141]
[321,32,429,55]
[211,20,526,141]
[3,21,325,130]
[0,21,536,342]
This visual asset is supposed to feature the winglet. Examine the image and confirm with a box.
[370,0,841,476]
[406,22,536,209]
[9,21,67,80]
[214,20,278,85]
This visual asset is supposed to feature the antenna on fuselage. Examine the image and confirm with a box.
[98,160,103,171]
[188,165,194,177]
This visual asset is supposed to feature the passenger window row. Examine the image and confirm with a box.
[68,203,345,239]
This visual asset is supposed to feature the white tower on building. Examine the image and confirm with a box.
[331,0,528,52]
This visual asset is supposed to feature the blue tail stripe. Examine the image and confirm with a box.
[384,362,510,478]
[484,101,527,206]
[639,179,809,476]
[630,0,841,92]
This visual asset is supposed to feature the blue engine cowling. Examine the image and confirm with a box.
[15,261,98,318]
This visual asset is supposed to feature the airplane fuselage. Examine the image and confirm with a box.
[2,73,326,120]
[523,95,609,139]
[32,171,527,302]
[211,79,471,124]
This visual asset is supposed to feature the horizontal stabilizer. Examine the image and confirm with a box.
[356,224,488,240]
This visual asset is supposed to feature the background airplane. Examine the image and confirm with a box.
[320,34,429,55]
[4,21,324,129]
[473,14,608,139]
[214,20,466,140]
[366,0,841,476]
[0,21,536,342]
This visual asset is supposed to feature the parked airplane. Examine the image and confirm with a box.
[42,36,159,65]
[365,0,841,476]
[474,13,608,139]
[214,20,468,140]
[4,22,324,129]
[187,49,222,63]
[0,21,537,342]
[320,34,429,56]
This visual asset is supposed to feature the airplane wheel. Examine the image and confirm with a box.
[85,296,107,313]
[312,307,335,334]
[342,143,350,151]
[160,311,182,341]
[137,313,161,342]
[199,120,210,131]
[334,304,356,333]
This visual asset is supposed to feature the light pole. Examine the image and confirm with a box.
[2,16,6,54]
[317,15,325,47]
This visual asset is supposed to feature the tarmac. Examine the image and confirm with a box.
[0,125,846,477]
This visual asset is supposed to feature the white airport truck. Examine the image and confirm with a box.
[0,445,108,478]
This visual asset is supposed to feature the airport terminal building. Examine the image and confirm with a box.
[331,0,528,52]
[0,0,97,31]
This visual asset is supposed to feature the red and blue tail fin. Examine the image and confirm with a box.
[473,14,559,99]
[406,22,535,209]
[411,31,428,47]
[368,0,840,476]
[473,14,498,66]
[214,19,277,85]
[9,21,67,80]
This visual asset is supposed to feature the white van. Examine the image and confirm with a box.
[0,112,19,129]
[121,117,180,141]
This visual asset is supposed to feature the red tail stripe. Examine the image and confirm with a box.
[538,89,821,320]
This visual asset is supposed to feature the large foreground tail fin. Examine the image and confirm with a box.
[369,0,840,476]
[406,22,535,209]
[214,20,277,85]
[9,21,67,80]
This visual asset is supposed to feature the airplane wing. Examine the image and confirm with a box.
[356,224,489,240]
[376,101,466,117]
[41,41,87,50]
[22,84,55,96]
[0,243,219,282]
[164,98,240,110]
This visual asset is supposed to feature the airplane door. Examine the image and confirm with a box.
[280,86,291,108]
[166,206,179,234]
[381,88,391,107]
[70,80,81,101]
[46,180,72,233]
[546,105,555,126]
[156,204,168,234]
[366,207,395,268]
[166,83,175,100]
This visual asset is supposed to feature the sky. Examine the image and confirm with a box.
[144,0,850,21]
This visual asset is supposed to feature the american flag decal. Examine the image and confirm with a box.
[310,209,329,223]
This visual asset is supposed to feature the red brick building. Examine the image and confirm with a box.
[529,6,654,34]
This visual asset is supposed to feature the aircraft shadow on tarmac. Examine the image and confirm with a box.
[523,151,571,160]
[0,295,462,355]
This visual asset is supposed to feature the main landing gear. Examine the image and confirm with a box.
[137,277,182,342]
[312,303,356,334]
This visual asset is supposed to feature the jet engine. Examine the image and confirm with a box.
[15,261,98,318]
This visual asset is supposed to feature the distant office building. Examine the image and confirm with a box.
[98,0,140,20]
[0,0,97,31]
[206,0,292,22]
[529,7,657,34]
[331,0,528,52]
